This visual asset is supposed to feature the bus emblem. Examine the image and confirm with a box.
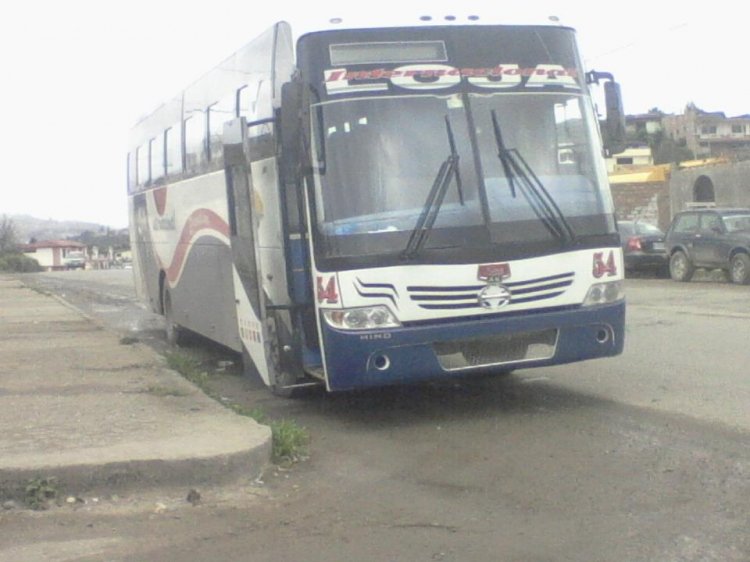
[478,284,512,309]
[317,275,339,304]
[477,263,512,309]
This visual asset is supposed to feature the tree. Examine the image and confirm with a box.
[0,215,18,255]
[653,137,694,165]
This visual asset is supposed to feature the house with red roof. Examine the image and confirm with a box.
[20,240,87,271]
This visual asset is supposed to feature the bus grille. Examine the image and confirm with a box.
[407,272,574,310]
[433,329,558,371]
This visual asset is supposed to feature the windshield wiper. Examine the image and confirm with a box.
[401,116,463,260]
[491,110,575,244]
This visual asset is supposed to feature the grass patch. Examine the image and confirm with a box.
[25,477,58,510]
[231,404,309,464]
[165,351,210,388]
[269,419,310,465]
[165,350,309,464]
[146,385,189,397]
[229,403,268,423]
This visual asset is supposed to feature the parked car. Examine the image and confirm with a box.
[617,220,668,275]
[63,250,86,270]
[664,207,750,284]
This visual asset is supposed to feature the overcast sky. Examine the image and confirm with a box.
[0,0,745,229]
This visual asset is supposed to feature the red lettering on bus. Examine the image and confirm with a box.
[593,251,617,278]
[317,276,339,304]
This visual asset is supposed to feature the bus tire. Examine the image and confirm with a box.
[162,286,186,346]
[271,369,300,398]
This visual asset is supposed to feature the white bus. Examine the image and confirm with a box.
[127,14,627,395]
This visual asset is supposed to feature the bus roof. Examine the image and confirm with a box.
[288,12,572,41]
[129,14,576,147]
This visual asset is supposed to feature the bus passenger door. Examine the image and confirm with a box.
[224,117,310,396]
[223,118,276,387]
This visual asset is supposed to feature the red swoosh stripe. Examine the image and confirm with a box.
[162,208,230,286]
[153,187,168,217]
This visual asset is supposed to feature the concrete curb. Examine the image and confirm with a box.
[0,276,273,504]
[0,440,272,503]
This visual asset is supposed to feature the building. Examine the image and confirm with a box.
[20,240,87,271]
[606,146,654,173]
[626,112,664,139]
[609,165,671,230]
[669,160,750,214]
[662,104,750,160]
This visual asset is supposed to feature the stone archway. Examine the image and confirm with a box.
[693,175,715,203]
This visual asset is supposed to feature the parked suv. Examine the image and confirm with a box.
[665,207,750,284]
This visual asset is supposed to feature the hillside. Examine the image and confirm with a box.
[8,214,123,244]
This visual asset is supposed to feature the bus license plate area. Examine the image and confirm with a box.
[433,329,558,371]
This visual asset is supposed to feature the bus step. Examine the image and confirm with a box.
[305,367,326,381]
[278,381,324,390]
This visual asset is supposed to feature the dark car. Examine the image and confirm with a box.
[617,220,668,275]
[664,207,750,284]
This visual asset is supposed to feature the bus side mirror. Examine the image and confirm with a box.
[603,81,626,156]
[587,70,626,156]
[280,80,304,182]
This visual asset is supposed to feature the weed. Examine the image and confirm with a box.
[165,351,209,387]
[25,477,58,510]
[25,285,50,296]
[165,351,309,465]
[229,403,268,423]
[146,385,189,397]
[270,419,310,465]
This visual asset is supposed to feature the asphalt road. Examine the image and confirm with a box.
[4,270,749,561]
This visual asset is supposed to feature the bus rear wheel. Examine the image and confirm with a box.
[162,286,186,346]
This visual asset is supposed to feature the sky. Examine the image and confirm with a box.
[0,0,746,229]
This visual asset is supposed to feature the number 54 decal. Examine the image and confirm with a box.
[317,275,339,304]
[593,251,618,278]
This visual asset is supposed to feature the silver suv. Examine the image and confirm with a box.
[665,208,750,284]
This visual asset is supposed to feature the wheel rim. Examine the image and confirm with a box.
[672,254,686,278]
[732,258,746,283]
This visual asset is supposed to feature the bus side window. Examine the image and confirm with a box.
[238,80,261,122]
[127,152,137,193]
[136,142,150,188]
[208,93,237,164]
[165,125,182,177]
[184,112,207,174]
[151,134,166,185]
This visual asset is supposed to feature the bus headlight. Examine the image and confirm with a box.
[583,281,624,306]
[323,306,401,330]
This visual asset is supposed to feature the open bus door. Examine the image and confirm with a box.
[223,118,316,396]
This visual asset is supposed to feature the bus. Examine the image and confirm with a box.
[127,13,627,395]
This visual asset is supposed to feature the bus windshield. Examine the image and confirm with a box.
[309,90,615,264]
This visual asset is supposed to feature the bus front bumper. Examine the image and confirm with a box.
[321,301,625,391]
